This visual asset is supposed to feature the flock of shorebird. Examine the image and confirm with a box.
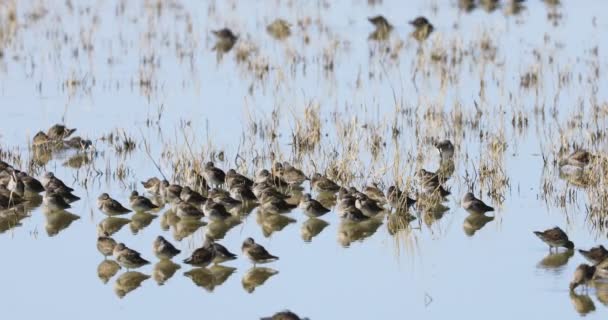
[2,123,602,302]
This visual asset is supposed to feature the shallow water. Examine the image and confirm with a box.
[1,0,608,319]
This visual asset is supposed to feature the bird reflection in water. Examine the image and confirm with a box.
[98,259,121,284]
[242,267,279,293]
[569,291,596,316]
[536,249,574,271]
[154,260,181,286]
[301,218,329,242]
[114,271,150,298]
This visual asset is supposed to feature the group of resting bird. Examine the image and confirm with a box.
[2,123,602,307]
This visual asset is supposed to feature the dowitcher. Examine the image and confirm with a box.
[534,227,575,251]
[279,162,308,186]
[129,191,159,212]
[299,193,330,218]
[153,235,181,260]
[261,310,306,320]
[355,194,384,217]
[141,177,161,195]
[434,139,454,159]
[242,237,278,265]
[97,232,117,257]
[46,124,76,140]
[368,15,393,41]
[578,245,608,265]
[203,199,231,221]
[226,169,254,189]
[363,183,385,203]
[175,199,205,219]
[560,150,593,168]
[461,192,494,214]
[260,196,297,214]
[204,237,237,264]
[203,162,226,187]
[32,131,50,146]
[160,180,182,203]
[230,185,258,202]
[42,172,73,192]
[183,244,216,268]
[98,193,132,216]
[310,173,340,193]
[386,186,416,210]
[570,264,596,292]
[212,28,238,53]
[16,172,45,193]
[180,186,207,207]
[113,243,150,269]
[409,16,434,41]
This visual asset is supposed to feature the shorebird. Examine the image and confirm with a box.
[299,193,330,218]
[242,237,278,265]
[212,28,238,53]
[113,243,150,269]
[534,227,575,251]
[153,235,181,260]
[183,244,216,268]
[461,192,494,214]
[141,177,162,195]
[434,139,454,159]
[225,169,254,189]
[386,186,416,210]
[129,191,159,212]
[205,237,237,264]
[203,162,226,188]
[310,173,340,193]
[409,16,434,41]
[46,124,76,140]
[578,245,608,265]
[98,193,132,216]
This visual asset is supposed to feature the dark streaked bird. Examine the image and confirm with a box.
[311,173,340,193]
[534,227,575,251]
[368,15,393,41]
[242,237,278,265]
[32,131,50,146]
[570,264,596,292]
[141,177,162,195]
[386,186,416,210]
[113,243,150,269]
[203,199,232,221]
[434,139,454,159]
[363,183,385,203]
[160,180,182,203]
[16,172,45,193]
[42,172,73,192]
[183,244,216,268]
[129,191,159,212]
[261,310,307,320]
[153,235,181,260]
[47,124,76,140]
[230,185,257,202]
[578,245,608,265]
[461,192,494,214]
[409,16,434,41]
[279,162,308,186]
[212,28,238,53]
[299,193,330,218]
[205,237,237,264]
[355,194,383,217]
[181,186,207,207]
[98,193,132,216]
[175,199,205,219]
[203,162,226,188]
[226,169,254,189]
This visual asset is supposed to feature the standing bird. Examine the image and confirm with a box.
[461,192,494,214]
[242,238,279,265]
[141,177,162,195]
[368,15,393,41]
[534,227,575,251]
[559,150,593,168]
[280,162,308,186]
[261,310,307,320]
[578,245,608,265]
[386,186,416,210]
[153,236,181,260]
[203,162,226,188]
[434,139,454,159]
[113,243,150,269]
[98,193,132,216]
[570,264,596,292]
[409,16,434,41]
[266,18,292,40]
